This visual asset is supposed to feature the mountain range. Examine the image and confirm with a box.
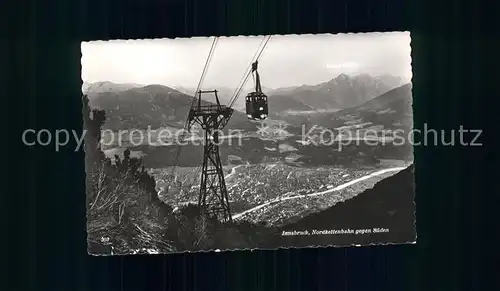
[82,73,410,133]
[267,73,403,113]
[307,82,413,132]
[171,73,402,113]
[84,83,257,131]
[84,77,413,168]
[82,81,142,95]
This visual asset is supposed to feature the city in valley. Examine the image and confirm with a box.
[149,160,406,227]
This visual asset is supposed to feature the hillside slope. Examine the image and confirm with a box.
[309,82,413,132]
[268,73,403,111]
[86,84,256,131]
[82,81,142,94]
[273,164,416,247]
[268,94,315,113]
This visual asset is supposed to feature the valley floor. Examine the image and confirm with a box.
[148,161,410,227]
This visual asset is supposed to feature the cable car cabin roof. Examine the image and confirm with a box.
[246,91,267,97]
[246,92,267,101]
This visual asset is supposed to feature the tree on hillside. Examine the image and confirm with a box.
[83,94,174,254]
[82,95,106,206]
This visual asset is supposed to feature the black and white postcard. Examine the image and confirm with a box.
[82,32,416,255]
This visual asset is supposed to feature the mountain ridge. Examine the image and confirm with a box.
[83,74,409,133]
[84,73,403,111]
[85,84,257,132]
[272,73,403,110]
[82,81,143,95]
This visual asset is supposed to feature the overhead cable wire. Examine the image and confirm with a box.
[169,37,219,179]
[228,35,271,109]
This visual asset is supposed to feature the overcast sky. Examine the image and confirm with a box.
[81,32,411,89]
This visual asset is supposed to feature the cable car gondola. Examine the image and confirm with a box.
[245,61,268,120]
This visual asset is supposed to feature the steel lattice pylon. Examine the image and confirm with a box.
[188,90,233,222]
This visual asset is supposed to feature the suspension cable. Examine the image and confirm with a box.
[167,35,270,193]
[193,37,219,107]
[169,37,219,179]
[227,37,267,106]
[228,35,271,109]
